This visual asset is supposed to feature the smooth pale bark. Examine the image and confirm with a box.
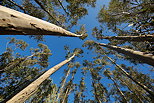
[0,6,81,37]
[6,54,75,103]
[100,35,154,42]
[106,56,154,98]
[56,69,70,102]
[98,43,154,66]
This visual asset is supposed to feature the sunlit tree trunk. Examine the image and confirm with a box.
[56,69,70,102]
[100,35,154,42]
[106,56,154,99]
[119,78,145,103]
[6,54,75,103]
[62,88,69,103]
[98,42,154,66]
[0,6,81,37]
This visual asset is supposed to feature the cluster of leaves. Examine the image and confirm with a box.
[98,0,154,34]
[81,40,154,102]
[0,38,52,102]
[1,0,154,102]
[95,0,154,60]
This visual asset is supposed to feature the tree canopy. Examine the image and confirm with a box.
[0,0,154,102]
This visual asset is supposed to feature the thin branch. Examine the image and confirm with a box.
[7,0,27,13]
[105,55,154,98]
[108,75,128,103]
[57,0,70,16]
[34,0,61,25]
[119,78,146,103]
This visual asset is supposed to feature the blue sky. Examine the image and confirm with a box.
[1,0,153,102]
[0,0,111,102]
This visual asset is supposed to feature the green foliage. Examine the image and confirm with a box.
[98,0,154,34]
[23,0,45,19]
[76,25,88,40]
[0,38,52,102]
[1,0,154,102]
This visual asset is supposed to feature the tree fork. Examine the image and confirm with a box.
[0,6,81,37]
[6,54,76,103]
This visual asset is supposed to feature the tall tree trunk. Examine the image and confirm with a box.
[119,78,145,103]
[106,55,154,99]
[97,42,154,66]
[62,88,69,103]
[56,69,70,102]
[100,35,154,42]
[108,75,128,103]
[6,54,75,103]
[0,6,81,37]
[92,82,102,103]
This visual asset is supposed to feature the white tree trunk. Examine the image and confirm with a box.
[98,43,154,66]
[6,54,75,103]
[100,35,154,42]
[0,6,80,37]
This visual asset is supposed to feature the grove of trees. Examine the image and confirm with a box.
[0,0,154,103]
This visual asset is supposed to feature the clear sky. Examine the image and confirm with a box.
[1,0,153,102]
[0,0,111,102]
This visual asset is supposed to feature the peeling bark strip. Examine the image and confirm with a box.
[0,6,81,37]
[6,54,75,103]
[98,43,154,66]
[100,35,154,42]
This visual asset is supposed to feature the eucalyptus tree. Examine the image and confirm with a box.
[6,51,76,103]
[105,55,154,100]
[97,42,154,66]
[81,58,109,102]
[98,35,154,42]
[96,0,154,55]
[0,5,80,37]
[103,69,128,103]
[3,0,97,29]
[113,65,153,102]
[58,66,78,103]
[98,0,154,35]
[0,38,52,102]
[1,0,154,102]
[83,39,154,102]
[83,40,154,66]
[56,68,71,102]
